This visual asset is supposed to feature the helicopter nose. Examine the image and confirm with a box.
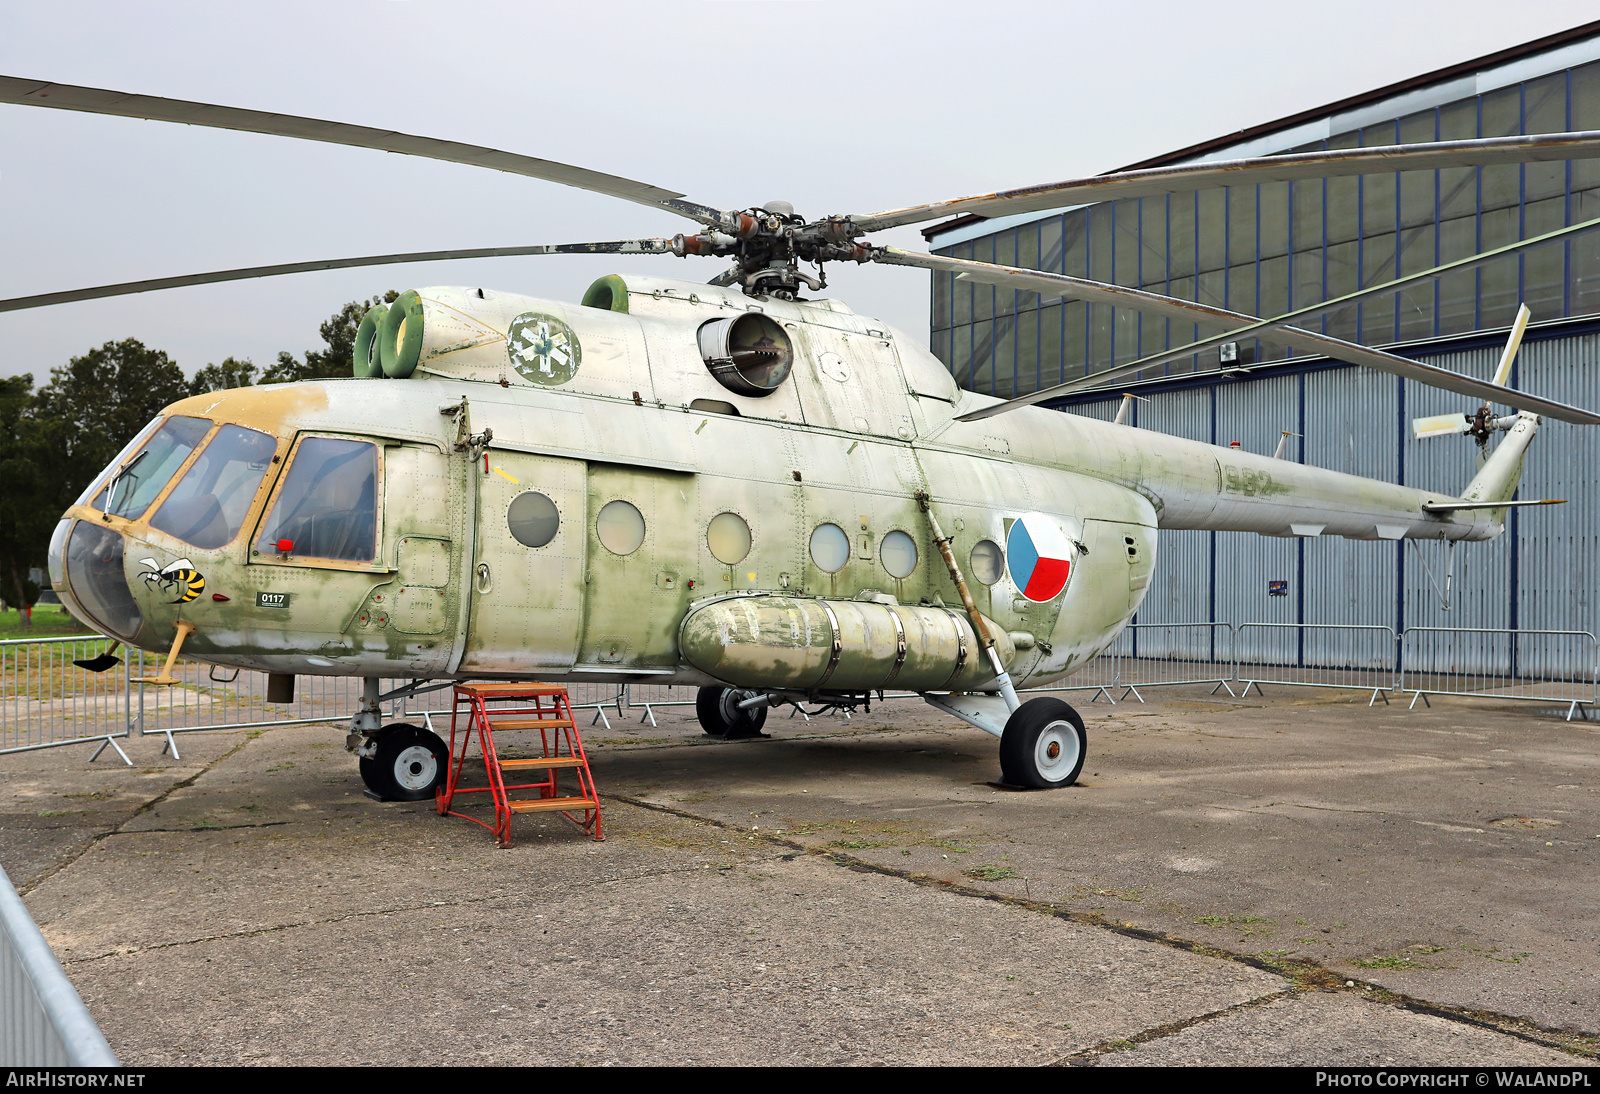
[59,520,144,642]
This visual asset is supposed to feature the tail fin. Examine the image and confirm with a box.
[1461,411,1539,515]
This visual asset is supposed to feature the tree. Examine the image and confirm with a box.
[6,340,192,627]
[0,289,401,622]
[0,374,53,624]
[32,339,193,494]
[189,356,259,394]
[263,290,398,383]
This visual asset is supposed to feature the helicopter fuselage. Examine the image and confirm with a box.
[48,274,1510,698]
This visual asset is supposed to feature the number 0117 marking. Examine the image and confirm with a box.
[256,592,292,609]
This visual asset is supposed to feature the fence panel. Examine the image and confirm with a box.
[131,651,374,739]
[620,683,695,726]
[10,622,1598,755]
[2,635,630,755]
[1114,622,1236,697]
[0,635,131,759]
[1400,627,1598,718]
[1233,623,1398,702]
[130,656,630,741]
[0,864,118,1066]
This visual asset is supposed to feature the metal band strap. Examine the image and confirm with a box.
[882,606,909,688]
[815,600,844,688]
[937,607,969,691]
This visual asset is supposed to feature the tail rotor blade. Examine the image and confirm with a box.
[1491,303,1533,390]
[1412,413,1471,440]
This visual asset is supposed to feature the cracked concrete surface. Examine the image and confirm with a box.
[2,685,1595,1065]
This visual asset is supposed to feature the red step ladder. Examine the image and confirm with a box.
[437,682,602,847]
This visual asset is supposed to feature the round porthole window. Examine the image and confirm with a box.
[970,539,1004,585]
[506,491,560,548]
[596,499,646,556]
[809,523,850,573]
[880,530,918,579]
[707,511,752,565]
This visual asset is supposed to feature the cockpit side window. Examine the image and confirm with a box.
[254,436,379,563]
[93,416,213,520]
[149,425,279,550]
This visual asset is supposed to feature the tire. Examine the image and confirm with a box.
[695,686,769,739]
[359,722,449,801]
[998,697,1086,789]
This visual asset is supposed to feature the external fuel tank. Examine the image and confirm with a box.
[678,595,1016,693]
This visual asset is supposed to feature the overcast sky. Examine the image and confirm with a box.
[2,0,1597,383]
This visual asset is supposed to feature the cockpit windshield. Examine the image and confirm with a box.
[93,416,213,520]
[149,424,278,549]
[255,436,378,562]
[75,416,165,507]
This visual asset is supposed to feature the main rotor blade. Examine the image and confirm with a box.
[0,76,730,228]
[854,132,1600,233]
[0,240,675,313]
[1005,214,1600,398]
[873,248,1600,426]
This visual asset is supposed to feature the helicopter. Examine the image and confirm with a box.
[6,75,1600,801]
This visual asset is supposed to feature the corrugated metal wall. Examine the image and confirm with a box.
[1062,330,1600,675]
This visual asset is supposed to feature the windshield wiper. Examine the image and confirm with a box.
[103,449,148,514]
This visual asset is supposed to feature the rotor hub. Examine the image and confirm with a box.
[672,207,873,298]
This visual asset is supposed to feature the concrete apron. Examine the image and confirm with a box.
[1,687,1593,1066]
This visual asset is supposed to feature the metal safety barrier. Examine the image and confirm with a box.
[1233,623,1399,705]
[622,682,697,726]
[4,622,1599,754]
[1,635,134,761]
[1400,627,1599,720]
[2,633,628,760]
[127,652,627,745]
[1108,621,1237,701]
[0,863,118,1066]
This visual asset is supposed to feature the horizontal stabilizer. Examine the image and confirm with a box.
[1421,498,1565,512]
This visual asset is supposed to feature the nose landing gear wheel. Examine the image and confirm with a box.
[695,686,769,739]
[998,697,1086,789]
[359,722,449,801]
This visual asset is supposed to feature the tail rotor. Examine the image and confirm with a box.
[1412,303,1533,464]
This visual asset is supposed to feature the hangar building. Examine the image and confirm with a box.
[925,21,1600,687]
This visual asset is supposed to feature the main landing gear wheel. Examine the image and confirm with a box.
[359,722,449,802]
[695,686,768,739]
[999,697,1087,789]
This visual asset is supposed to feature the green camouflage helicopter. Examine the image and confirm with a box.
[6,76,1600,800]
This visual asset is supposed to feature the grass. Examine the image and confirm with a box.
[1353,955,1430,970]
[0,605,94,638]
[1193,913,1276,936]
[1354,946,1452,970]
[963,864,1019,882]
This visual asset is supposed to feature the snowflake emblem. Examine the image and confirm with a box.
[506,312,581,385]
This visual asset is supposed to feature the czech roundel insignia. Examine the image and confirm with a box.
[1005,514,1075,603]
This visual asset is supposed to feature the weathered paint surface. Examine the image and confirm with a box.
[52,274,1521,695]
[678,595,1015,692]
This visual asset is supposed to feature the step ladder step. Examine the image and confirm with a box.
[507,796,598,813]
[457,682,566,696]
[498,757,586,770]
[489,718,574,730]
